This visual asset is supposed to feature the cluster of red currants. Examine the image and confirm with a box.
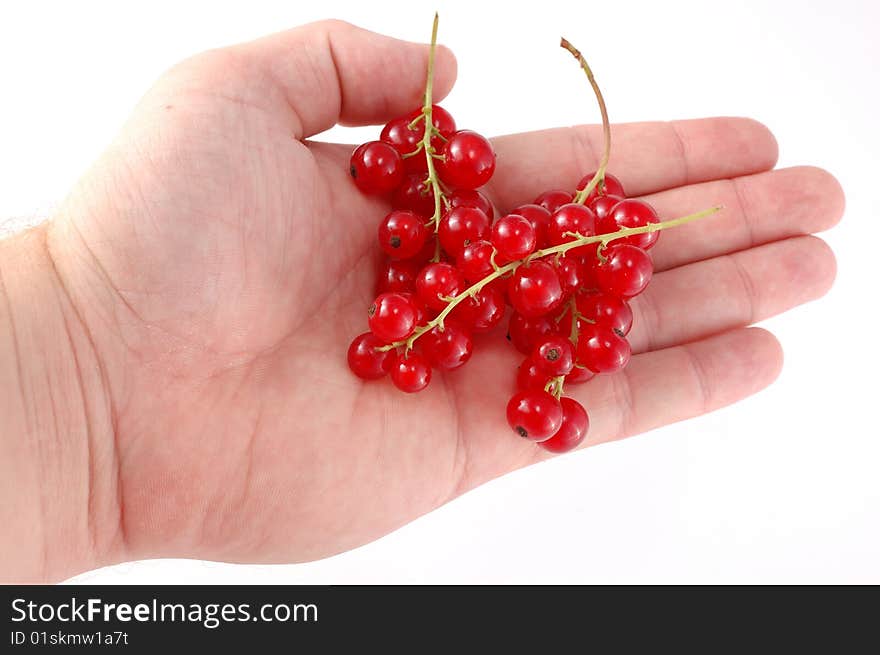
[345,18,715,454]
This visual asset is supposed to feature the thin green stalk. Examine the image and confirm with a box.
[560,38,611,205]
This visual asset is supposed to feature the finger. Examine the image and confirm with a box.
[233,20,456,138]
[486,117,778,209]
[627,236,836,354]
[643,166,845,272]
[551,327,783,456]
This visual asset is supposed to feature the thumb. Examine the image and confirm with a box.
[233,19,457,139]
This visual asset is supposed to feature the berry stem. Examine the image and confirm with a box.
[420,13,448,262]
[560,38,611,205]
[544,375,566,399]
[379,205,722,352]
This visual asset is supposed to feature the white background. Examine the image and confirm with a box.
[1,0,877,583]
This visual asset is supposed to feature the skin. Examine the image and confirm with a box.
[0,20,844,582]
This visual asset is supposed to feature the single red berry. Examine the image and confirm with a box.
[565,365,595,385]
[368,292,417,342]
[547,204,598,256]
[577,290,633,336]
[416,262,464,311]
[438,206,490,258]
[508,261,563,318]
[595,244,653,299]
[380,117,426,173]
[506,390,564,441]
[539,397,589,453]
[512,204,553,249]
[452,286,505,333]
[377,258,420,294]
[378,210,428,260]
[422,324,473,370]
[407,104,456,139]
[347,332,391,380]
[533,336,575,376]
[457,239,496,283]
[392,173,436,217]
[447,189,494,221]
[577,323,631,374]
[437,130,496,189]
[389,351,432,393]
[534,189,574,213]
[589,194,624,221]
[577,172,625,203]
[554,255,587,297]
[508,312,560,355]
[598,199,661,250]
[517,355,552,391]
[350,141,403,194]
[491,214,537,263]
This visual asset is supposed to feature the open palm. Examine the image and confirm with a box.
[48,21,842,571]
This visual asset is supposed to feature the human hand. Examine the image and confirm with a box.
[1,20,843,581]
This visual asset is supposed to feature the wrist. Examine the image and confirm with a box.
[0,224,123,582]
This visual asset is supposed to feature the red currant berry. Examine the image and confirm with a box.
[457,239,496,283]
[589,194,624,221]
[565,365,595,385]
[437,130,496,189]
[508,312,560,355]
[392,173,435,217]
[577,323,631,374]
[377,258,420,294]
[595,244,653,299]
[422,324,473,370]
[380,117,426,173]
[389,351,432,393]
[452,286,505,332]
[577,172,625,203]
[416,262,464,311]
[534,189,574,214]
[533,336,575,376]
[506,390,563,441]
[554,255,587,297]
[438,206,490,258]
[347,332,391,380]
[368,293,417,342]
[490,214,537,263]
[598,199,661,250]
[517,355,551,391]
[539,397,589,453]
[378,210,428,260]
[350,141,403,195]
[508,261,564,318]
[512,204,553,249]
[547,204,597,254]
[577,290,633,336]
[447,189,494,221]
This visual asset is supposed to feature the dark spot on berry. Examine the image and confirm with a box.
[463,239,471,247]
[390,235,401,249]
[350,164,357,179]
[368,304,377,318]
[515,426,529,438]
[546,348,560,361]
[613,328,625,337]
[506,333,511,341]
